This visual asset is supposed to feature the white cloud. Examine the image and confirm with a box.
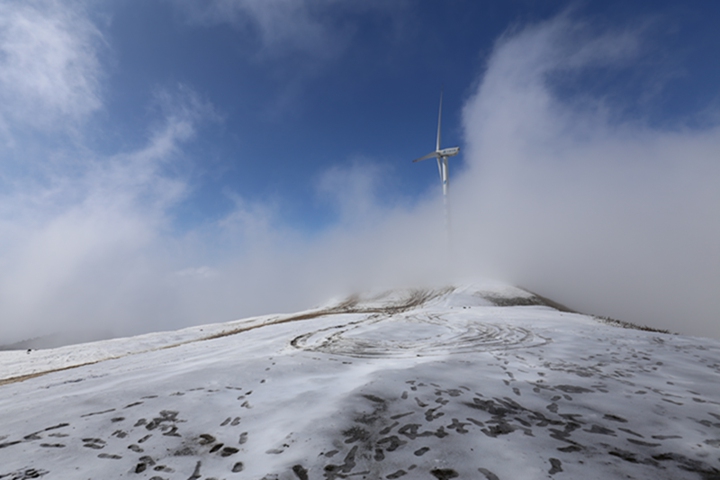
[0,84,214,344]
[171,0,407,117]
[316,160,390,225]
[207,0,335,57]
[0,0,103,134]
[453,15,720,338]
[174,0,404,61]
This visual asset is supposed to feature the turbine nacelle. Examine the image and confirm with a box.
[438,146,459,157]
[412,146,460,163]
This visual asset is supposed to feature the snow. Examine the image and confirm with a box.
[1,284,719,479]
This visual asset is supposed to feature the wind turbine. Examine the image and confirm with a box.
[412,91,459,200]
[413,91,459,243]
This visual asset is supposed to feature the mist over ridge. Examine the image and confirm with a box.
[451,15,720,338]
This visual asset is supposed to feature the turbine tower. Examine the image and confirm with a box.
[413,91,460,238]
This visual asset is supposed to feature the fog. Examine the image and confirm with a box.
[0,8,718,347]
[452,16,720,338]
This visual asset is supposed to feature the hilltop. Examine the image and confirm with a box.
[1,283,719,479]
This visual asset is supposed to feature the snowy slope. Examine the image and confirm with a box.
[1,283,719,480]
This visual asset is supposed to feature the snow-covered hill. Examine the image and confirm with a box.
[1,282,719,479]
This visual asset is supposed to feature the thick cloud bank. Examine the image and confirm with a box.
[453,16,720,338]
[0,8,718,347]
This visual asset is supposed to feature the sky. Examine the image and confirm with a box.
[0,0,719,345]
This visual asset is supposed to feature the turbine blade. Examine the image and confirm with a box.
[436,90,443,152]
[412,151,439,163]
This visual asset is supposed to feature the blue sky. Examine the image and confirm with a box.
[1,0,720,345]
[95,0,720,231]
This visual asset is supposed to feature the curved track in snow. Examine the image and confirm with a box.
[291,313,549,358]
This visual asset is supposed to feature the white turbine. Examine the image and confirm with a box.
[413,91,459,241]
[412,91,459,199]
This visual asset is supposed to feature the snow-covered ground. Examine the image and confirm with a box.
[1,283,719,479]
